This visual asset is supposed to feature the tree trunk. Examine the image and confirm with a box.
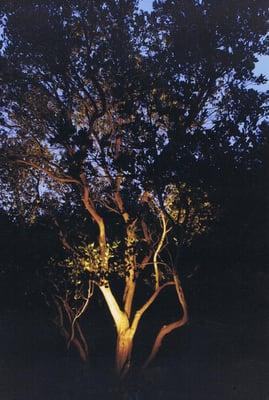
[115,327,134,377]
[99,284,134,377]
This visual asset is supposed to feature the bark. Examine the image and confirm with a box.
[153,211,168,289]
[99,283,135,377]
[99,284,126,328]
[115,326,134,377]
[123,269,136,318]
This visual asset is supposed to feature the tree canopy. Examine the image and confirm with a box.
[0,0,268,377]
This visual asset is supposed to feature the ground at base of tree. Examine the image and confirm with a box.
[0,310,267,400]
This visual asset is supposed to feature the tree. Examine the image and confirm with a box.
[0,0,268,377]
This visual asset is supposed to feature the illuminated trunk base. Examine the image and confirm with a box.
[115,328,134,377]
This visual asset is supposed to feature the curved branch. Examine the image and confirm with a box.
[113,175,129,223]
[53,296,89,361]
[131,281,175,333]
[143,272,188,368]
[80,173,107,264]
[153,211,169,290]
[68,281,94,348]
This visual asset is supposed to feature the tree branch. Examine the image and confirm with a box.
[15,159,82,185]
[99,283,128,332]
[153,211,169,290]
[131,282,175,334]
[68,280,94,348]
[143,272,188,368]
[53,218,77,253]
[80,172,107,265]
